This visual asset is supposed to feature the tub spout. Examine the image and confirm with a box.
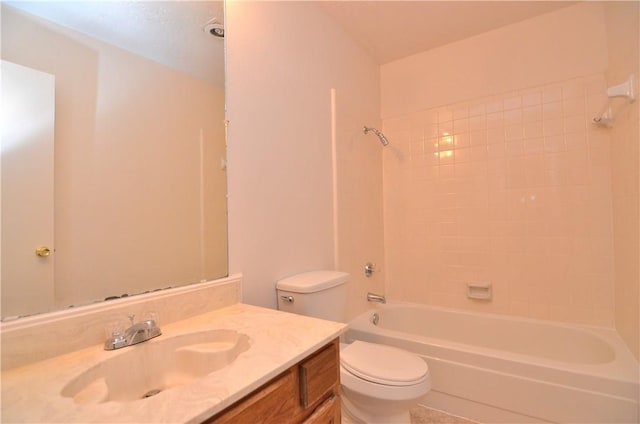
[367,292,386,304]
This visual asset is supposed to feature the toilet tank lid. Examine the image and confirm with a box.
[276,271,349,293]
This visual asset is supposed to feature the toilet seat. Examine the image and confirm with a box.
[341,341,429,386]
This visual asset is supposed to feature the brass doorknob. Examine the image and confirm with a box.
[35,246,52,257]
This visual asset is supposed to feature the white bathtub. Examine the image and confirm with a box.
[344,303,639,423]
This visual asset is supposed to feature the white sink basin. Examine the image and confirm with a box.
[61,329,250,404]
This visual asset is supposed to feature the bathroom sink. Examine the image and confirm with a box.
[61,329,250,404]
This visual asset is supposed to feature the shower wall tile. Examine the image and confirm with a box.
[383,74,615,327]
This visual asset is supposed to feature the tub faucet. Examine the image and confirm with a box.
[104,314,161,350]
[367,292,386,304]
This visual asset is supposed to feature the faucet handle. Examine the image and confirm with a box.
[142,311,160,326]
[105,319,126,340]
[364,262,378,277]
[127,314,135,326]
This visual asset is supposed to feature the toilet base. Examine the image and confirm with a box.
[341,392,412,424]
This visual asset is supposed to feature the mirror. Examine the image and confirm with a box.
[0,1,228,320]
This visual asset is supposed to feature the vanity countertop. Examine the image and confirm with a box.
[1,303,346,423]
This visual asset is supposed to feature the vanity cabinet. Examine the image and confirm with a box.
[207,339,340,424]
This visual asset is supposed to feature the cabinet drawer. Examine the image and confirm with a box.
[299,340,339,409]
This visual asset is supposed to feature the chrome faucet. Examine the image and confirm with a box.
[366,292,386,304]
[104,314,161,350]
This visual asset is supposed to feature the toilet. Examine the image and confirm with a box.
[276,271,431,423]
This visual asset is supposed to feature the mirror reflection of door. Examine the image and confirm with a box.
[1,60,55,318]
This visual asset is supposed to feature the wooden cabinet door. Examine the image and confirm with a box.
[299,341,339,409]
[206,339,341,424]
[302,395,340,424]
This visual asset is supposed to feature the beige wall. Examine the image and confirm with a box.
[381,3,608,119]
[335,86,386,320]
[1,6,227,309]
[225,1,383,315]
[604,2,639,360]
[381,3,622,327]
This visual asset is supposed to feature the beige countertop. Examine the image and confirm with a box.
[1,303,346,423]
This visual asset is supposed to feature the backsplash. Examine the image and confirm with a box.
[1,275,241,370]
[383,74,615,326]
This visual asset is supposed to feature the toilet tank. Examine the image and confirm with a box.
[276,271,349,322]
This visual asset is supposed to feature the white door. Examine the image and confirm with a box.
[1,60,55,318]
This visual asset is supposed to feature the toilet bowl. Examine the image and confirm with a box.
[275,271,431,423]
[339,341,431,423]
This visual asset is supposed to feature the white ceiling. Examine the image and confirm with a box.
[5,1,225,87]
[7,1,576,86]
[319,1,576,64]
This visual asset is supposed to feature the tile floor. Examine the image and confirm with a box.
[342,404,478,423]
[410,406,479,424]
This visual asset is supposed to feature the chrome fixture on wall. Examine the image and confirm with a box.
[363,126,390,146]
[592,74,636,127]
[367,292,386,304]
[364,262,376,277]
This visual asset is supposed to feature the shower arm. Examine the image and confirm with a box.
[363,126,390,146]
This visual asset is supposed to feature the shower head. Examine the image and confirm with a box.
[363,126,390,146]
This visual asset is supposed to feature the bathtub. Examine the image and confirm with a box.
[344,303,639,423]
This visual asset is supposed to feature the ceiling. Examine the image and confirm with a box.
[319,1,576,64]
[6,1,576,84]
[5,1,225,87]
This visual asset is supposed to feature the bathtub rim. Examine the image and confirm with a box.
[348,301,639,386]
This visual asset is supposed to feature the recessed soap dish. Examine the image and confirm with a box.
[467,282,492,300]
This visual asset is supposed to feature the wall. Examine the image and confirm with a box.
[1,6,227,309]
[381,3,619,326]
[225,1,383,315]
[335,87,386,320]
[604,2,639,360]
[381,3,608,120]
